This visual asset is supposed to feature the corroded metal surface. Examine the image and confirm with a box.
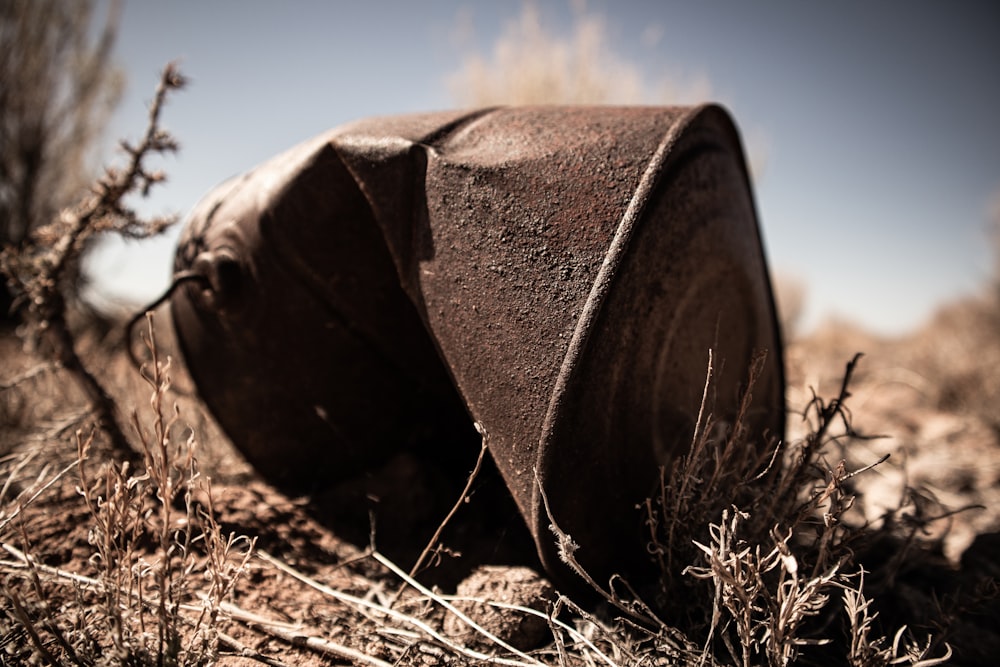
[170,105,785,588]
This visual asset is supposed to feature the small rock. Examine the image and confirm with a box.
[443,565,554,651]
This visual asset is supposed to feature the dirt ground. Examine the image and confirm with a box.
[1,292,999,665]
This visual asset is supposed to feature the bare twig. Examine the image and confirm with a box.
[215,630,292,667]
[374,549,545,665]
[0,362,60,391]
[256,549,542,666]
[0,454,79,537]
[399,424,489,593]
[219,601,393,667]
[0,63,187,459]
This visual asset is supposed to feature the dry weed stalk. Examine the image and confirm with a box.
[0,451,79,539]
[841,571,952,667]
[0,63,186,457]
[646,350,778,591]
[647,352,949,666]
[518,350,954,666]
[0,314,255,665]
[684,510,953,667]
[643,352,865,607]
[406,432,489,584]
[685,508,839,667]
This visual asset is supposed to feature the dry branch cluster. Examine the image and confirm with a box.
[0,64,185,457]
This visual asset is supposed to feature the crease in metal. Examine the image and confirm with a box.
[531,105,705,528]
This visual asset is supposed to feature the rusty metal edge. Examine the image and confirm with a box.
[530,103,786,570]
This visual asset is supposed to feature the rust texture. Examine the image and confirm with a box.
[170,105,785,588]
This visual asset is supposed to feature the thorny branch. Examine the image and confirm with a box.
[0,63,186,459]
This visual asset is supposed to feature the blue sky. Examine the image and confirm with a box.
[88,1,1000,336]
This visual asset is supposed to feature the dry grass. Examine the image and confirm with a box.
[1,316,255,665]
[529,351,961,667]
[1,203,978,666]
[0,278,985,667]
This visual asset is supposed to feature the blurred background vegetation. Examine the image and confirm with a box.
[0,0,123,322]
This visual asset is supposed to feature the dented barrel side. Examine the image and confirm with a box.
[170,105,784,588]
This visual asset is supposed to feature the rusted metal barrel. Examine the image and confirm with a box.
[170,105,784,588]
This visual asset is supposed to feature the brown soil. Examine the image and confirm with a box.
[2,295,999,664]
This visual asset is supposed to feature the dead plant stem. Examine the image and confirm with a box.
[405,433,488,584]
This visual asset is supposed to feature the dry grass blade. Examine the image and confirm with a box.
[0,452,79,538]
[0,363,60,391]
[255,549,543,666]
[536,468,668,634]
[1,541,103,587]
[218,601,392,667]
[214,629,292,667]
[405,432,488,584]
[373,549,546,665]
[437,593,619,666]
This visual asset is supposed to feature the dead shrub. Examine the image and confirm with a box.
[1,315,255,665]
